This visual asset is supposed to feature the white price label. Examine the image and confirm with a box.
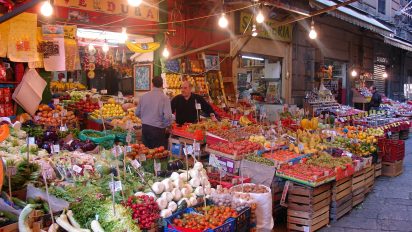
[298,143,304,152]
[125,146,132,153]
[388,131,392,136]
[61,109,67,116]
[60,125,68,132]
[98,101,103,108]
[154,161,161,172]
[73,165,82,173]
[195,103,201,110]
[53,113,59,118]
[131,159,141,169]
[53,99,60,105]
[84,165,93,170]
[28,137,35,145]
[109,181,122,192]
[244,110,250,116]
[226,161,234,169]
[52,145,60,153]
[34,116,40,121]
[139,154,147,162]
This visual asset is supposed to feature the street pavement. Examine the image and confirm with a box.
[321,137,412,232]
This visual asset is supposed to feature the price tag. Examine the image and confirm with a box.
[187,145,194,154]
[298,143,304,152]
[135,154,145,162]
[84,165,93,170]
[125,146,132,153]
[244,110,250,116]
[388,131,392,136]
[226,161,234,169]
[195,103,201,110]
[61,109,67,117]
[60,125,68,132]
[73,165,82,173]
[209,154,219,168]
[28,137,35,145]
[303,226,310,232]
[52,144,60,153]
[109,181,122,192]
[53,99,60,105]
[131,159,141,169]
[53,113,59,118]
[34,116,40,121]
[154,161,161,172]
[126,134,132,143]
[67,139,73,145]
[221,103,226,108]
[280,181,291,207]
[6,166,16,176]
[101,89,108,94]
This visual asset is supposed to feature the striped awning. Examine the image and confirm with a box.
[384,36,412,52]
[312,0,393,36]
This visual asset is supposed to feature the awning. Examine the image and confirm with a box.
[384,36,412,52]
[312,0,393,36]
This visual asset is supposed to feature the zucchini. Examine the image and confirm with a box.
[0,210,18,221]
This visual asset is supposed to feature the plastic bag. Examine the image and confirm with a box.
[230,183,273,232]
[26,185,69,213]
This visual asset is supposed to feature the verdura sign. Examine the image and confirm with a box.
[239,12,293,42]
[54,0,159,22]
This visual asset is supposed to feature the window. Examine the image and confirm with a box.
[378,0,385,14]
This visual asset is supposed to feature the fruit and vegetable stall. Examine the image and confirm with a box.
[0,100,410,232]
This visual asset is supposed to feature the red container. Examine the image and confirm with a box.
[335,164,355,181]
[381,139,405,162]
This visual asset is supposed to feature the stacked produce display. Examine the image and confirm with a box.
[0,93,410,232]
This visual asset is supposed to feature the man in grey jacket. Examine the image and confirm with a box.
[135,76,172,148]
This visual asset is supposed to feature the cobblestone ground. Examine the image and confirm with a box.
[321,137,412,232]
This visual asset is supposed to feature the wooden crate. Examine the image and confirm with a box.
[287,183,331,232]
[375,162,382,178]
[332,176,352,202]
[363,165,375,194]
[382,160,403,177]
[0,223,18,232]
[330,193,352,222]
[352,171,365,207]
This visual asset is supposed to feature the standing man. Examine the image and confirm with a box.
[136,76,172,148]
[369,85,382,111]
[171,81,217,125]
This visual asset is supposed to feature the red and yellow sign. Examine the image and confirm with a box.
[54,0,159,22]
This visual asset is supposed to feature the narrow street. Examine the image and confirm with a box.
[322,137,412,232]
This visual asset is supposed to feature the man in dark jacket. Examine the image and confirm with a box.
[171,81,216,125]
[369,86,381,111]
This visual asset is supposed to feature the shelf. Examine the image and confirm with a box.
[0,81,19,84]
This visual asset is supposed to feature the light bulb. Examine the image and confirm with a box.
[351,70,358,77]
[88,44,95,52]
[120,27,128,43]
[309,27,317,39]
[218,13,229,28]
[40,1,53,17]
[256,11,264,24]
[128,0,142,7]
[252,25,258,37]
[102,43,109,53]
[383,72,388,78]
[162,47,170,58]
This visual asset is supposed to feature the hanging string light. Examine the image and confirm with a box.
[218,13,229,28]
[88,44,95,53]
[128,0,143,7]
[252,24,258,37]
[351,69,358,77]
[120,27,128,43]
[40,0,53,17]
[309,19,318,40]
[102,40,109,53]
[256,11,264,24]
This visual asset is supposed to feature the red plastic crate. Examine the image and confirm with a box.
[380,139,405,163]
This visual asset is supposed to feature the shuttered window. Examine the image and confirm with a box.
[373,64,386,94]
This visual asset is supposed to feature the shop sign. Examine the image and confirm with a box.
[375,56,389,64]
[54,0,159,22]
[239,12,292,42]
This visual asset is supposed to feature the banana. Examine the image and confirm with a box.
[125,41,160,53]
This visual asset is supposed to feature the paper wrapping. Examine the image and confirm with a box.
[29,27,45,69]
[0,21,10,57]
[7,13,38,62]
[42,25,66,71]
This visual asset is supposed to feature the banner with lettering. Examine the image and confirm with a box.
[238,12,293,42]
[54,0,159,22]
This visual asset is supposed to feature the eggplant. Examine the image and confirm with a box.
[81,142,96,152]
[44,130,58,142]
[167,161,177,171]
[41,143,52,153]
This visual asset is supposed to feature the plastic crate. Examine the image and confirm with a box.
[381,140,405,162]
[164,208,236,232]
[235,207,251,232]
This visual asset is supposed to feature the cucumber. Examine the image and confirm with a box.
[0,210,18,221]
[12,197,27,208]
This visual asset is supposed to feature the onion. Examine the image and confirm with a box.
[170,172,180,181]
[173,178,184,189]
[180,172,190,181]
[189,178,201,188]
[172,188,182,201]
[194,187,204,196]
[161,192,174,202]
[156,197,168,210]
[161,179,174,192]
[160,209,173,218]
[152,182,165,194]
[168,201,178,212]
[194,162,203,170]
[181,188,191,196]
